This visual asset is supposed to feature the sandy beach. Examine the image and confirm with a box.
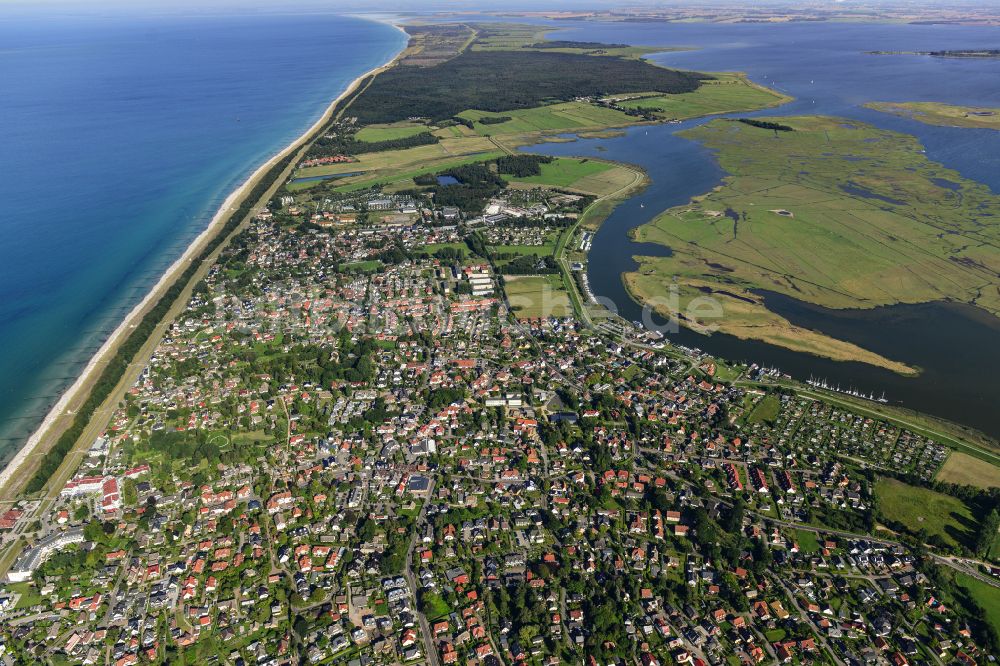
[0,22,408,498]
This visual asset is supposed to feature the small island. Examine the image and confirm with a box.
[866,101,1000,130]
[867,49,1000,58]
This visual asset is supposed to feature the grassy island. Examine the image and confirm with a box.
[866,101,1000,130]
[628,115,1000,372]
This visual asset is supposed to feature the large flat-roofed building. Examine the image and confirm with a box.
[7,528,85,583]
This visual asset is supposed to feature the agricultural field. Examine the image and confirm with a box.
[355,122,430,142]
[504,274,573,319]
[292,135,504,192]
[937,451,1000,489]
[470,22,677,59]
[459,102,637,136]
[866,101,1000,130]
[628,115,1000,370]
[875,477,976,549]
[615,72,792,120]
[468,23,551,51]
[500,157,639,198]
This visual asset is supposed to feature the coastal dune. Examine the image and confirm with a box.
[0,24,407,498]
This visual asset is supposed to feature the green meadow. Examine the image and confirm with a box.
[866,101,1000,130]
[459,102,636,136]
[355,122,430,142]
[504,274,573,319]
[875,477,976,549]
[628,115,1000,371]
[616,72,791,120]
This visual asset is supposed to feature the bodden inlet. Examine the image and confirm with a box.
[517,19,1000,437]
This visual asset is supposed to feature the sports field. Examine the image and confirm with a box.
[504,275,573,319]
[628,115,1000,370]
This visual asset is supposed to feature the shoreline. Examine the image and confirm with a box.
[0,19,408,498]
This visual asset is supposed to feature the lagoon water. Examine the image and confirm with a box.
[0,8,406,467]
[520,20,1000,437]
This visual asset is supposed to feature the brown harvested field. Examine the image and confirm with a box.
[937,451,1000,489]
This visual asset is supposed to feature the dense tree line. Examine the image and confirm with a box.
[350,50,705,124]
[426,163,507,212]
[526,40,630,50]
[478,115,513,125]
[308,131,438,159]
[499,254,560,275]
[495,154,553,177]
[737,118,794,131]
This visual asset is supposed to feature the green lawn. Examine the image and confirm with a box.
[764,628,786,642]
[746,394,781,424]
[420,591,452,620]
[421,242,468,254]
[491,235,559,262]
[795,529,821,554]
[956,573,1000,642]
[342,260,381,272]
[875,477,976,549]
[9,581,42,609]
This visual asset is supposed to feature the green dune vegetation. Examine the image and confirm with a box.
[865,100,1000,130]
[627,115,1000,373]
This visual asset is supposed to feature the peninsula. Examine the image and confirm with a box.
[866,100,1000,130]
[628,115,1000,371]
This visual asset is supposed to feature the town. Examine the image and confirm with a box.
[1,158,998,666]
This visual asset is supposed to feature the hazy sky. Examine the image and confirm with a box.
[3,0,992,18]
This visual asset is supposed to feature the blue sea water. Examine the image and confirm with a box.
[0,8,406,466]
